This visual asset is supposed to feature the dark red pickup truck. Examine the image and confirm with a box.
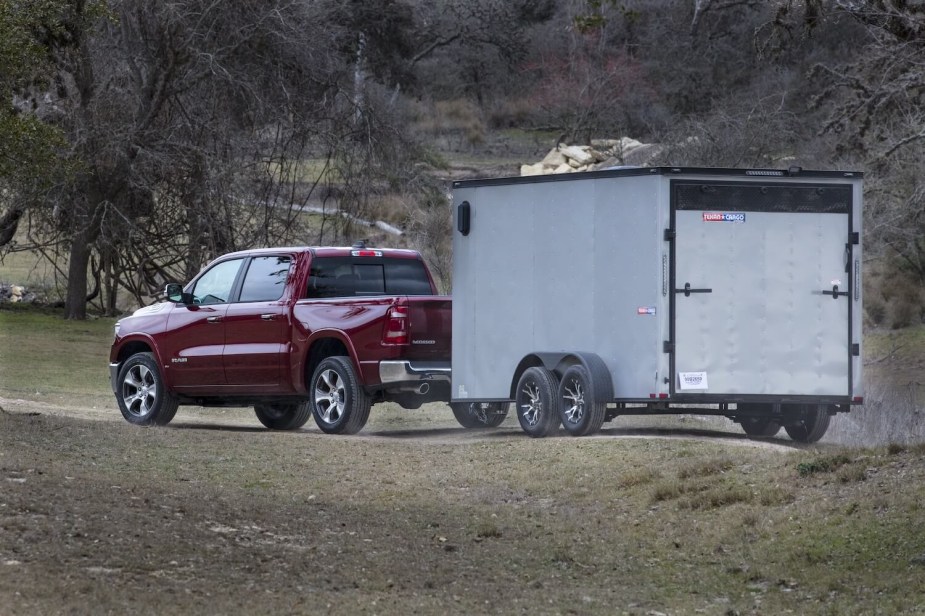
[108,244,452,434]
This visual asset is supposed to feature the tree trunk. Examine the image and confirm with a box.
[64,233,93,320]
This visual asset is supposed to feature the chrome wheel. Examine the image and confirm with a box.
[519,381,542,427]
[122,363,156,418]
[561,376,585,424]
[314,368,345,424]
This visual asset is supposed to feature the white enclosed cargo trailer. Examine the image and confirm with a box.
[450,167,863,442]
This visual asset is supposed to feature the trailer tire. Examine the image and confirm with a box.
[450,402,509,428]
[310,356,371,435]
[740,417,781,438]
[254,402,312,430]
[515,367,560,438]
[783,404,831,443]
[557,365,606,436]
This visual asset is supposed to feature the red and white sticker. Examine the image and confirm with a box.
[703,212,746,223]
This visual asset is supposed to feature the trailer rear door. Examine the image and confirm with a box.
[669,180,856,399]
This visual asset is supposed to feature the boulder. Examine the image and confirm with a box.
[559,145,595,166]
[520,163,545,176]
[541,149,567,167]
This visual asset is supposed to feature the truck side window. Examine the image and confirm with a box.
[192,258,243,305]
[239,256,292,302]
[307,257,433,298]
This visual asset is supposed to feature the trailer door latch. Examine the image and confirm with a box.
[821,284,849,300]
[675,282,712,297]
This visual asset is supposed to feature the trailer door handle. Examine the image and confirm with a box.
[675,282,712,297]
[821,284,849,300]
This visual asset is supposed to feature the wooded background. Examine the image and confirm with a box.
[1,0,923,324]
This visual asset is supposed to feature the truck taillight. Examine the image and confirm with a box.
[383,305,409,345]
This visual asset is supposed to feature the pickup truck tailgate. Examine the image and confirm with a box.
[405,296,452,360]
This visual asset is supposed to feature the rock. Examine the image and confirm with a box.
[541,149,567,167]
[559,145,595,166]
[554,163,574,174]
[591,138,621,149]
[520,163,545,177]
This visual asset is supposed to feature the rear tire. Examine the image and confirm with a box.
[740,417,782,438]
[310,356,371,434]
[557,365,606,436]
[116,352,179,427]
[255,402,311,430]
[783,404,831,443]
[515,367,560,438]
[450,402,509,428]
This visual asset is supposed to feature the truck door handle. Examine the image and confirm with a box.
[260,314,277,321]
[675,282,712,297]
[821,284,849,300]
[207,316,222,323]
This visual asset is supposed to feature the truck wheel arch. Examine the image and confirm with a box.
[510,352,613,403]
[303,332,361,391]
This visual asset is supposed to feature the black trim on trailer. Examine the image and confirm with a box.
[452,166,863,190]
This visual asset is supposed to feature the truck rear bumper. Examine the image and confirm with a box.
[379,360,451,388]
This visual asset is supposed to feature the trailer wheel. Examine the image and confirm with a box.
[450,402,509,428]
[310,356,371,434]
[740,417,781,438]
[783,404,831,443]
[515,367,560,438]
[557,365,606,436]
[254,402,312,430]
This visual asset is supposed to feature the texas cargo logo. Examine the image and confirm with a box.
[703,211,746,223]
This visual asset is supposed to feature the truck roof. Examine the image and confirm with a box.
[212,245,423,260]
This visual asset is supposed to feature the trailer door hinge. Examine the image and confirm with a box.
[851,343,860,356]
[663,341,674,353]
[850,231,860,245]
[664,229,676,241]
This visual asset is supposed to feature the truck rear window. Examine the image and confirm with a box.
[306,257,433,298]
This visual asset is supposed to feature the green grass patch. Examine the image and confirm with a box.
[0,307,115,405]
[797,453,853,477]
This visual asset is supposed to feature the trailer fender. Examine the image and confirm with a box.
[510,352,614,403]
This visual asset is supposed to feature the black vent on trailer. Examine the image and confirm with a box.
[675,182,852,214]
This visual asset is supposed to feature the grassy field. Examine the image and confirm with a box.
[2,308,925,614]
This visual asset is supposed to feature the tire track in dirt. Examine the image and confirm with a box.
[2,395,799,452]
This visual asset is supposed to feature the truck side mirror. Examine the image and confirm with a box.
[165,283,192,304]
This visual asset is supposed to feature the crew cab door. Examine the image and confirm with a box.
[223,255,293,387]
[669,180,856,399]
[163,258,244,389]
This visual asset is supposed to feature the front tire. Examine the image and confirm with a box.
[515,367,560,438]
[255,402,311,430]
[557,365,606,436]
[450,402,509,428]
[116,352,179,426]
[310,356,371,434]
[783,404,831,443]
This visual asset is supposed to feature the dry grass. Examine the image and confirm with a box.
[2,310,925,614]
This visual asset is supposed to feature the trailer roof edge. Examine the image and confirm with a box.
[451,166,864,189]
